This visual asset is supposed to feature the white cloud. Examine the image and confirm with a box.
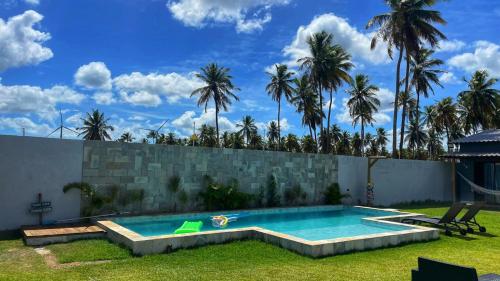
[113,71,204,105]
[256,118,291,132]
[167,0,290,33]
[74,62,112,90]
[24,0,39,5]
[435,39,466,53]
[448,41,500,77]
[0,83,85,119]
[119,91,162,107]
[322,98,336,111]
[172,108,237,135]
[0,10,53,72]
[92,91,116,105]
[0,117,51,136]
[439,72,461,84]
[65,112,82,127]
[283,13,389,67]
[336,88,394,126]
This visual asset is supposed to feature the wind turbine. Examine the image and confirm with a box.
[140,119,169,144]
[46,110,78,139]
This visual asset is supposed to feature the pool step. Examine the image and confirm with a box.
[22,224,106,246]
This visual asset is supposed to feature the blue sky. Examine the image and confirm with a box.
[0,0,499,142]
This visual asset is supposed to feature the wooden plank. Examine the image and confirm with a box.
[23,225,105,238]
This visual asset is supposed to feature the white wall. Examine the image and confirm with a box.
[0,136,82,231]
[338,156,452,206]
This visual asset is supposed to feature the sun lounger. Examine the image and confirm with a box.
[412,257,500,281]
[402,203,467,236]
[458,202,487,233]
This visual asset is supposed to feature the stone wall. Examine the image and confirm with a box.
[82,141,339,213]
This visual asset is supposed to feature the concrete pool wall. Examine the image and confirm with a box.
[97,206,439,258]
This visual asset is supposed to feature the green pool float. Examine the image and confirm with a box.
[174,221,203,234]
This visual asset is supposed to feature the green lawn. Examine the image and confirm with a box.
[1,206,499,281]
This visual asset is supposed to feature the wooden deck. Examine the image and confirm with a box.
[23,225,105,238]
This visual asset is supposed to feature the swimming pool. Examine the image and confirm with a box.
[114,207,409,241]
[98,206,439,257]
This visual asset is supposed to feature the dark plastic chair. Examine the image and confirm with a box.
[402,203,467,236]
[458,202,487,233]
[412,257,500,281]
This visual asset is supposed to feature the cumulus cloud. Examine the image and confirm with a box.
[119,91,162,107]
[74,62,112,90]
[0,117,52,136]
[0,10,53,72]
[282,13,389,67]
[336,88,394,126]
[448,41,500,77]
[0,83,85,119]
[113,71,204,105]
[256,118,291,132]
[435,39,466,53]
[92,91,116,105]
[167,0,290,33]
[172,109,237,135]
[24,0,39,5]
[439,72,461,84]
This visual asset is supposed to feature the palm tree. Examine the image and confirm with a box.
[458,70,499,132]
[266,64,294,150]
[336,131,351,155]
[346,74,380,156]
[301,135,317,153]
[351,132,363,156]
[367,0,446,158]
[77,109,114,141]
[165,132,177,145]
[118,132,134,143]
[284,134,301,153]
[267,121,279,150]
[405,119,428,157]
[248,129,264,150]
[221,131,232,148]
[426,128,442,160]
[434,97,458,148]
[231,132,245,149]
[298,31,333,137]
[397,90,417,156]
[291,75,322,143]
[191,63,239,146]
[324,44,353,152]
[237,115,257,146]
[199,124,217,147]
[375,127,389,155]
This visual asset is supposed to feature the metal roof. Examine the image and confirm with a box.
[453,130,500,144]
[442,152,500,158]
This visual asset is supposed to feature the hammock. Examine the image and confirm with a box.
[457,171,500,196]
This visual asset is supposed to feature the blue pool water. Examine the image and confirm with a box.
[114,207,411,241]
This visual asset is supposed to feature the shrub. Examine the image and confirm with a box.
[266,174,280,207]
[167,175,181,193]
[323,183,349,205]
[255,185,266,207]
[284,184,307,206]
[199,177,253,211]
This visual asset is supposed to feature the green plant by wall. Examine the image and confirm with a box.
[199,177,253,211]
[284,184,307,206]
[255,185,266,207]
[63,182,116,216]
[323,183,349,205]
[266,174,281,207]
[167,175,182,212]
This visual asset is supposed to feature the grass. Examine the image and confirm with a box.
[47,239,131,263]
[0,206,499,281]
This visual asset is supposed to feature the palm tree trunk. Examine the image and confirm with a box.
[308,125,313,141]
[277,98,281,151]
[399,51,411,159]
[416,92,421,152]
[326,88,333,153]
[361,119,365,157]
[393,44,404,158]
[317,82,324,150]
[215,106,220,147]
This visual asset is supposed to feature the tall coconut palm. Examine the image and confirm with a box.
[324,44,353,152]
[397,90,417,156]
[267,121,279,149]
[434,97,458,147]
[191,63,239,146]
[458,70,499,132]
[199,124,217,147]
[330,124,342,151]
[77,109,114,141]
[298,31,333,137]
[118,132,134,143]
[291,75,323,142]
[266,64,295,150]
[237,115,257,146]
[376,127,389,154]
[427,128,442,160]
[351,132,363,156]
[405,119,428,157]
[346,74,380,156]
[367,0,446,158]
[337,131,351,155]
[410,48,444,148]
